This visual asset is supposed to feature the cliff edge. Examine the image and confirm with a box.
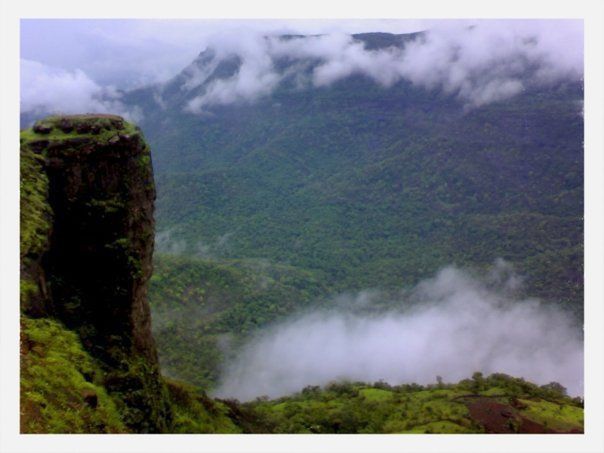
[20,114,170,432]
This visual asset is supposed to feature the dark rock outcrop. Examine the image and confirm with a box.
[20,114,171,432]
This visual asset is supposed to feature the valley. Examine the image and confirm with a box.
[17,27,585,435]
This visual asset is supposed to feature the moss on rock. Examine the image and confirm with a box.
[165,378,241,433]
[20,114,171,433]
[20,316,127,433]
[20,136,52,315]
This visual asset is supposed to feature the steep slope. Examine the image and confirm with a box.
[20,114,172,432]
[20,316,128,433]
[123,32,583,317]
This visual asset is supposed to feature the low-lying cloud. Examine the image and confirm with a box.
[155,229,233,259]
[20,59,142,121]
[214,262,583,401]
[184,20,582,111]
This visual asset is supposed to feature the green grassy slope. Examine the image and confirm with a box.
[20,315,242,433]
[20,317,127,433]
[22,323,583,436]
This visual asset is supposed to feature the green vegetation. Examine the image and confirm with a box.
[21,320,584,437]
[518,398,584,431]
[20,317,126,433]
[131,76,582,318]
[100,355,173,433]
[244,374,583,434]
[165,379,241,433]
[19,316,240,434]
[20,114,140,147]
[20,138,50,261]
[20,134,51,308]
[146,77,584,398]
[129,47,583,433]
[149,253,328,388]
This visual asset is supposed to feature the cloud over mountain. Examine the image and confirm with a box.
[182,20,582,111]
[20,20,582,116]
[20,59,142,121]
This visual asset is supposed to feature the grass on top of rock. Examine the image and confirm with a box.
[20,115,140,148]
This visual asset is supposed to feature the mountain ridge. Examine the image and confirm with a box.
[123,45,582,313]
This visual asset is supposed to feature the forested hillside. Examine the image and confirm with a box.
[149,254,327,387]
[126,33,583,318]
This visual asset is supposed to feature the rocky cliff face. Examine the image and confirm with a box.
[20,115,171,432]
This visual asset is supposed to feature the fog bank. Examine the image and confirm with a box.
[214,264,583,401]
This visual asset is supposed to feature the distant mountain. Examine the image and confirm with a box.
[120,32,582,317]
[124,32,425,115]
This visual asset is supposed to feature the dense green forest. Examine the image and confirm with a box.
[149,253,328,387]
[126,34,582,318]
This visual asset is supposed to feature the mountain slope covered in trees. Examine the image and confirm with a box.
[121,32,585,400]
[125,32,583,319]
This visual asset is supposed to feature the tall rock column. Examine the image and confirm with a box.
[21,115,171,432]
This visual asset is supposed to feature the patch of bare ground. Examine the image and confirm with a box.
[463,397,582,434]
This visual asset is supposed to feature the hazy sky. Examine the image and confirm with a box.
[20,19,427,88]
[21,19,582,88]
